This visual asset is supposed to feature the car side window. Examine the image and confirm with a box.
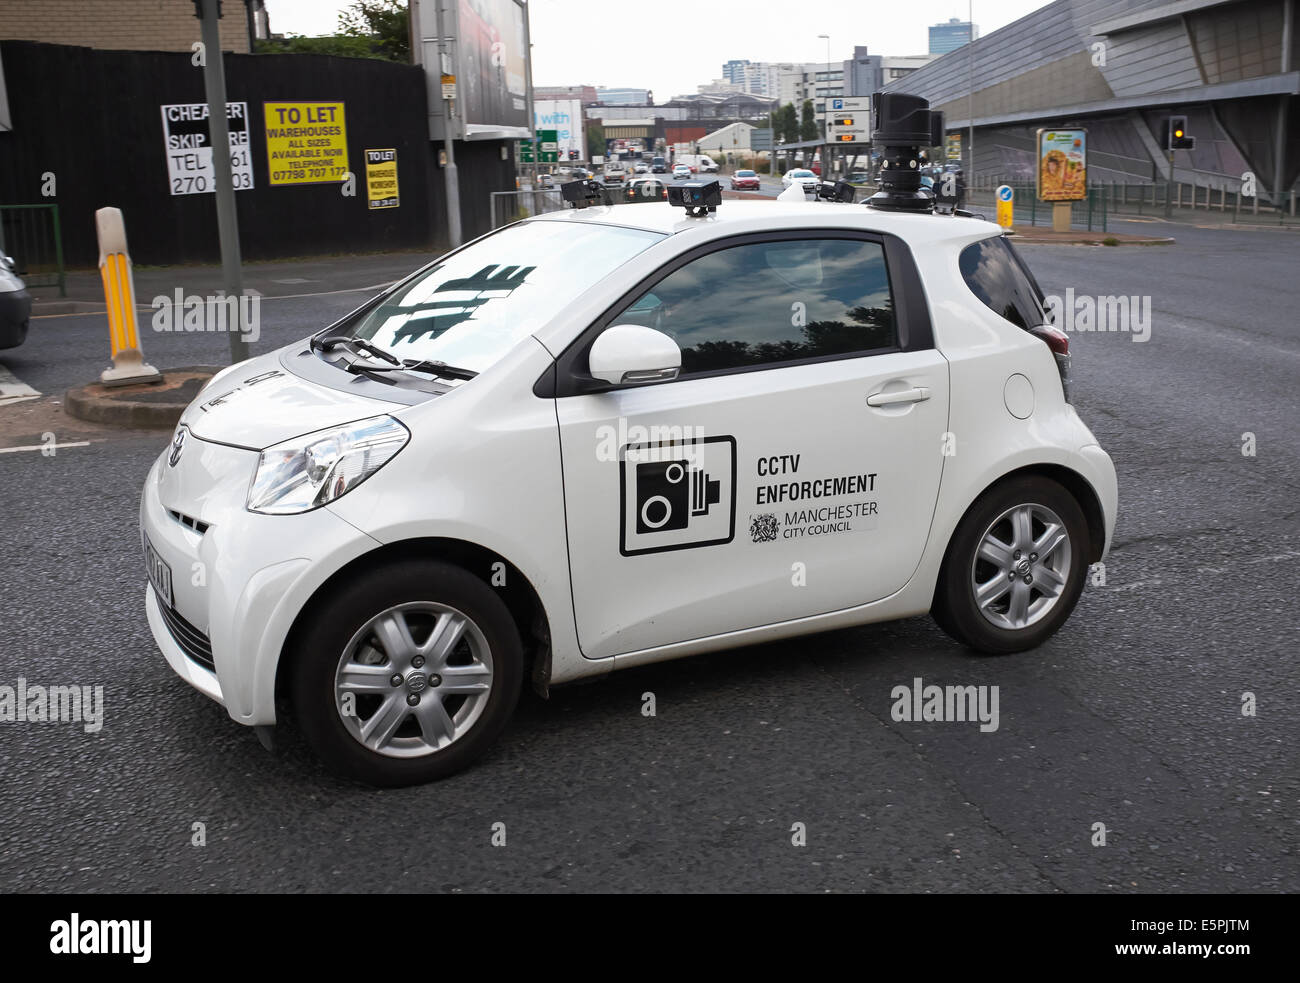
[608,237,897,376]
[959,237,1045,330]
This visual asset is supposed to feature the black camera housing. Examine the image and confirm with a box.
[667,179,721,216]
[561,178,605,209]
[866,93,945,213]
[816,179,856,203]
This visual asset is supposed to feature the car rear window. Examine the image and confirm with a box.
[958,236,1046,330]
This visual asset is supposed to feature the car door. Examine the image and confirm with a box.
[550,231,949,661]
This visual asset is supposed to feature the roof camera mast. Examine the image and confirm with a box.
[866,92,946,213]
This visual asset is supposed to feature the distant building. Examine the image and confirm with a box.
[929,18,978,55]
[0,0,267,52]
[888,0,1298,200]
[597,87,651,105]
[536,84,599,105]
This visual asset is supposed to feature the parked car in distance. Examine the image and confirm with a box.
[781,168,819,195]
[0,254,31,350]
[729,169,761,191]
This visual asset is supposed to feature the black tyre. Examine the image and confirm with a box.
[289,559,523,787]
[932,475,1089,654]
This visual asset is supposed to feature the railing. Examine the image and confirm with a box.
[489,181,671,229]
[0,204,67,296]
[969,176,1299,227]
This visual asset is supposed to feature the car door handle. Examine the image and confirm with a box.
[866,387,931,407]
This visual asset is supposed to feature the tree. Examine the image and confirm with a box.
[255,35,376,58]
[338,0,410,63]
[776,103,799,144]
[799,99,819,142]
[586,123,605,160]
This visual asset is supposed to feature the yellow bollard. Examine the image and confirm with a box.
[96,207,161,387]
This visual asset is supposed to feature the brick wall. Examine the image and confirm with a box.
[0,0,250,54]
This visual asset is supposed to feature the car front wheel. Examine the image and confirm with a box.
[932,476,1089,654]
[289,560,523,786]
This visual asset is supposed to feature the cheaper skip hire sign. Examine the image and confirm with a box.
[263,102,349,186]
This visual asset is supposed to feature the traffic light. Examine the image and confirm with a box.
[1165,115,1195,150]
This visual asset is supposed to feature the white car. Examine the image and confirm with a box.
[141,199,1116,786]
[782,168,820,194]
[672,163,692,180]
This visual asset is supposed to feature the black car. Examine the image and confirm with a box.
[0,254,31,350]
[651,156,667,173]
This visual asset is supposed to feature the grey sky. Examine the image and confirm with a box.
[263,1,1050,102]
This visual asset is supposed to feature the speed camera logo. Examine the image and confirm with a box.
[620,436,736,555]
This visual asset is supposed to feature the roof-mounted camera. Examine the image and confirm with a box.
[561,178,606,209]
[816,179,856,203]
[667,179,721,216]
[866,92,945,213]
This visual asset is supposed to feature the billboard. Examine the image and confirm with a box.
[1036,128,1087,202]
[457,0,529,136]
[534,99,584,159]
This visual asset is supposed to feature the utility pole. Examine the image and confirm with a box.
[819,34,831,179]
[967,0,975,179]
[434,0,462,248]
[524,1,537,188]
[196,0,249,364]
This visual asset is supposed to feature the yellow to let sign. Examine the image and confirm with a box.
[365,149,399,209]
[263,102,349,186]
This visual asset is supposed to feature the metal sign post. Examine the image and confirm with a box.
[197,0,249,365]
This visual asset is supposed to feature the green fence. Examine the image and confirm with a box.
[0,204,66,296]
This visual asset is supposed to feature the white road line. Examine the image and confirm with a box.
[0,362,41,404]
[0,441,92,454]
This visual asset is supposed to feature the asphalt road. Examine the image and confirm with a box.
[0,219,1296,893]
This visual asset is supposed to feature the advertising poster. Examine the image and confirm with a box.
[1036,128,1087,202]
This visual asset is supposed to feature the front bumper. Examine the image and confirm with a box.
[0,287,31,349]
[139,436,381,726]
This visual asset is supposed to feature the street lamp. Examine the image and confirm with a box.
[818,34,830,177]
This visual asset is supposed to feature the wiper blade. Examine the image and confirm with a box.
[356,358,478,381]
[312,334,401,365]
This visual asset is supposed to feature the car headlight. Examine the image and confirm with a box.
[247,415,410,515]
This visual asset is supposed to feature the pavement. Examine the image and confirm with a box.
[0,219,1296,894]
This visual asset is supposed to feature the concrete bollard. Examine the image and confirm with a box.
[96,207,161,387]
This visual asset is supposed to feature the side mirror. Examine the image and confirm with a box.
[588,324,681,386]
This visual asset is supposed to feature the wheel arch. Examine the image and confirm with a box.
[941,463,1107,573]
[276,537,552,703]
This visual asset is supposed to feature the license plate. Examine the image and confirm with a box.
[143,534,173,608]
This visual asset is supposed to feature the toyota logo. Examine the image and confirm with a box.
[168,426,186,467]
[405,672,428,693]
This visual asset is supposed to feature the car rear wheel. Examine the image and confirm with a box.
[290,559,522,786]
[932,476,1089,654]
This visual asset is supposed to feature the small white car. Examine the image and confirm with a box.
[141,200,1116,786]
[782,168,820,195]
[672,163,692,180]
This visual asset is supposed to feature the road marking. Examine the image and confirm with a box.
[0,362,41,406]
[0,441,92,454]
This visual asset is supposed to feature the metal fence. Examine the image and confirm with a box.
[0,204,66,295]
[489,182,671,229]
[969,176,1299,228]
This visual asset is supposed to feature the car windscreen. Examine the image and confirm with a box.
[332,221,664,372]
[792,170,814,178]
[737,170,756,177]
